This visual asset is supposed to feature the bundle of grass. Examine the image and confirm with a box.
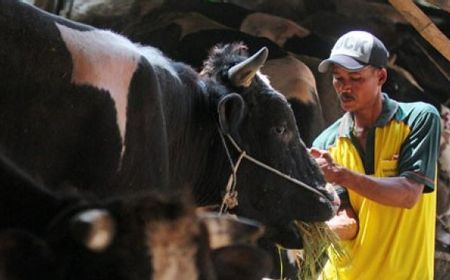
[290,221,348,280]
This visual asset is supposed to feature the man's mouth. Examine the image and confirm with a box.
[340,92,354,103]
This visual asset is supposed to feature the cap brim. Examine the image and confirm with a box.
[318,55,367,73]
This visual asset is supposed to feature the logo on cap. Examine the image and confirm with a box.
[331,31,374,63]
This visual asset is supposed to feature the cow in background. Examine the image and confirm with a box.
[35,0,331,58]
[1,0,337,253]
[122,11,326,146]
[33,0,157,30]
[0,149,272,280]
[122,11,231,58]
[164,1,331,58]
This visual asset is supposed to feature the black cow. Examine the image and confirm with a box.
[0,0,337,250]
[0,149,274,280]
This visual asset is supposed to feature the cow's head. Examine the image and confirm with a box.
[201,43,337,248]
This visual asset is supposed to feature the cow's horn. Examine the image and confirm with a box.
[70,209,116,252]
[228,47,268,88]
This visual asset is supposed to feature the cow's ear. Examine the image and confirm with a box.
[218,93,245,134]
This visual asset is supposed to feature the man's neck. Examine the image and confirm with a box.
[350,93,383,151]
[353,93,384,129]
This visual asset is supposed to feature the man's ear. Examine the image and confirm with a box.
[378,68,388,85]
[217,93,245,134]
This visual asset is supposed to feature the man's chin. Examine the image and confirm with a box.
[340,104,357,113]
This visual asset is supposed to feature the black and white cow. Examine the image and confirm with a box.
[42,2,328,147]
[0,149,273,280]
[0,0,337,250]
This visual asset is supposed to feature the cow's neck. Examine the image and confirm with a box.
[164,78,227,206]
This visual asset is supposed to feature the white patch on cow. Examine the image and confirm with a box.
[56,23,178,159]
[147,216,199,280]
[56,23,137,150]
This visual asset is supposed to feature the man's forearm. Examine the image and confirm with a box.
[338,169,424,208]
[310,148,425,208]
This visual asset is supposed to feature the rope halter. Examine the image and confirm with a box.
[217,128,333,214]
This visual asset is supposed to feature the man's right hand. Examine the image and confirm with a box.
[326,207,359,240]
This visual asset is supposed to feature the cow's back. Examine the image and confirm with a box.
[0,0,171,195]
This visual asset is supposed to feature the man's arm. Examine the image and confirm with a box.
[337,169,424,208]
[311,148,424,209]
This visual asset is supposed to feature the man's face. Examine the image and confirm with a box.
[331,65,386,112]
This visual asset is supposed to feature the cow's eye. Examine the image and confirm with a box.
[273,125,286,135]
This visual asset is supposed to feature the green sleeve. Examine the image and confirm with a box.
[398,104,441,192]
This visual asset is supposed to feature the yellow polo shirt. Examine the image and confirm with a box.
[313,94,440,280]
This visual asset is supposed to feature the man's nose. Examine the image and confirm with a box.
[338,81,352,93]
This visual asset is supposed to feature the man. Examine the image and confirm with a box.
[311,31,440,279]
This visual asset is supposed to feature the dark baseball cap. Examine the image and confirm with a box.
[318,31,389,73]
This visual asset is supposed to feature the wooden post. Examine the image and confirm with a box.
[388,0,450,62]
